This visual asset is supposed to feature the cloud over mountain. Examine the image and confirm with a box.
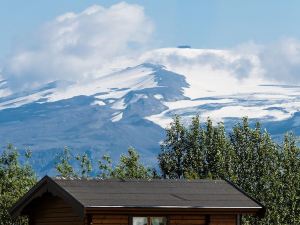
[2,1,300,92]
[259,38,300,83]
[3,2,154,89]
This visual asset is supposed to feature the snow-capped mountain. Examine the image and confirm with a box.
[1,48,300,175]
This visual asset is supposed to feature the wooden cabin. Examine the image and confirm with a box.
[10,176,265,225]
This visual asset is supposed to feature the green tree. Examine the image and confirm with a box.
[112,147,152,179]
[158,115,187,178]
[183,115,204,179]
[76,153,92,178]
[159,116,232,179]
[56,148,92,178]
[277,133,300,224]
[0,144,36,225]
[159,116,300,224]
[230,119,283,224]
[203,119,232,179]
[98,154,113,179]
[55,147,76,178]
[98,148,153,179]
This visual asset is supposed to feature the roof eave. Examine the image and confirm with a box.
[9,176,85,220]
[85,206,263,215]
[224,179,266,217]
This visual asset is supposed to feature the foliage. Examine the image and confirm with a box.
[158,115,300,225]
[55,147,76,178]
[159,115,233,179]
[98,154,113,179]
[277,133,300,224]
[229,118,281,224]
[56,147,152,179]
[75,153,92,178]
[112,147,152,179]
[158,115,187,178]
[56,148,93,178]
[0,144,36,225]
[98,147,153,179]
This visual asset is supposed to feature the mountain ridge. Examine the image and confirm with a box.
[1,48,300,175]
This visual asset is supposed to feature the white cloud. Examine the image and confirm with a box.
[140,48,265,99]
[141,38,300,87]
[259,38,300,83]
[234,38,300,84]
[3,2,154,89]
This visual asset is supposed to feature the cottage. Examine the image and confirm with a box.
[10,176,265,225]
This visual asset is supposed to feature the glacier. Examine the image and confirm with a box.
[1,48,300,175]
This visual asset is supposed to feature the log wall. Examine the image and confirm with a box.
[210,215,236,225]
[91,215,129,225]
[30,196,83,225]
[169,215,236,225]
[90,214,236,225]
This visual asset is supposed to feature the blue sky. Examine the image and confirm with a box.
[1,0,300,58]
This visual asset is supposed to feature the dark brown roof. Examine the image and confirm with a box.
[10,176,265,219]
[54,178,262,209]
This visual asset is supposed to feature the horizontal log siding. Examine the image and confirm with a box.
[169,214,236,225]
[91,214,236,225]
[169,215,206,225]
[210,215,236,225]
[30,196,83,225]
[92,215,129,225]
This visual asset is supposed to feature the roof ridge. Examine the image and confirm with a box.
[52,177,226,182]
